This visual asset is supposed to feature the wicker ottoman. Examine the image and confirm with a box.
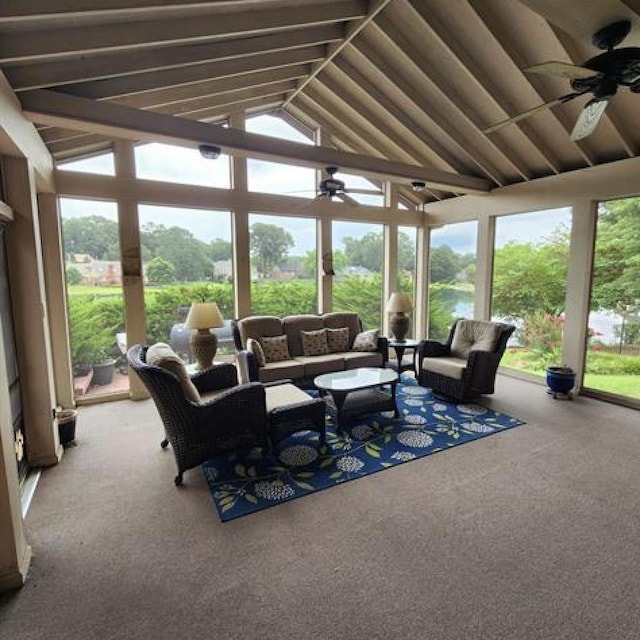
[265,383,327,447]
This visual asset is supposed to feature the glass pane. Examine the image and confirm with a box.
[246,114,315,196]
[57,151,115,176]
[135,142,231,189]
[429,221,477,341]
[138,205,235,362]
[398,226,417,337]
[249,214,317,316]
[492,208,572,377]
[60,198,129,399]
[585,198,640,400]
[333,221,383,330]
[335,171,383,207]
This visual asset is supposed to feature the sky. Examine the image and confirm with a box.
[58,114,572,255]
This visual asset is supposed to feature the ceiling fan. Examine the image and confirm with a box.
[484,19,640,141]
[290,166,381,205]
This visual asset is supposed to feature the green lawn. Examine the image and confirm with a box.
[583,374,640,399]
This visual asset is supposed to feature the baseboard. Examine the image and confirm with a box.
[0,544,32,592]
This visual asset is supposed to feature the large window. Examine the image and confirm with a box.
[247,115,315,196]
[137,205,234,361]
[57,151,115,176]
[492,208,571,377]
[60,198,129,399]
[333,221,383,330]
[249,213,317,316]
[428,221,477,341]
[398,226,418,338]
[584,198,640,400]
[135,142,231,189]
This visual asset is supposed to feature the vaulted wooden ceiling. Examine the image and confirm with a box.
[1,0,640,203]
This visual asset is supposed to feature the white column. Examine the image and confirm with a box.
[114,140,148,399]
[414,217,430,340]
[318,218,332,313]
[563,200,598,384]
[475,213,495,320]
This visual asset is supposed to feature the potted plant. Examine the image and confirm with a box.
[57,408,78,446]
[546,364,576,399]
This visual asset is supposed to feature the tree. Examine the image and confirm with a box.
[591,198,640,312]
[250,222,294,276]
[151,225,212,281]
[492,234,569,319]
[146,257,176,284]
[210,238,232,262]
[430,245,460,282]
[342,232,383,272]
[66,265,83,285]
[62,215,119,259]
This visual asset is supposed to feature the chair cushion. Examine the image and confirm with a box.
[145,342,201,403]
[326,327,349,353]
[323,312,361,349]
[422,356,467,380]
[342,351,384,369]
[301,328,329,356]
[352,329,379,352]
[283,315,325,356]
[246,338,266,367]
[257,360,305,383]
[264,383,313,412]
[450,320,501,359]
[259,335,291,363]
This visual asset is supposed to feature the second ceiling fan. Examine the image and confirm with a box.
[484,20,640,141]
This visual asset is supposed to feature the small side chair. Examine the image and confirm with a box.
[127,343,269,486]
[417,319,515,402]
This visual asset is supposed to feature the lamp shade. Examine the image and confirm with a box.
[386,292,413,313]
[184,302,224,330]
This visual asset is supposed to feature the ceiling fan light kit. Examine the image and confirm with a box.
[484,20,640,141]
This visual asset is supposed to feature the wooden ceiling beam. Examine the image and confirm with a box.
[21,88,491,193]
[58,46,326,100]
[0,1,366,63]
[5,24,344,91]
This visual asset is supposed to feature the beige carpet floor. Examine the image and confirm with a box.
[1,374,640,640]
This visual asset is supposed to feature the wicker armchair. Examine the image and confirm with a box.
[417,319,515,402]
[127,344,268,486]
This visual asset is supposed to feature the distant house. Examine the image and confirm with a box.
[67,257,122,285]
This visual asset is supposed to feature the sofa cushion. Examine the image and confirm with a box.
[283,314,325,356]
[450,320,501,359]
[322,312,361,349]
[237,316,283,345]
[294,354,346,376]
[145,342,201,403]
[301,328,329,356]
[259,335,291,363]
[422,356,466,380]
[326,327,349,353]
[246,338,265,367]
[342,351,384,369]
[352,329,379,352]
[258,360,305,383]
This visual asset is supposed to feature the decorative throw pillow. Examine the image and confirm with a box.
[246,338,266,367]
[326,327,349,353]
[258,335,291,363]
[352,329,379,352]
[145,342,201,403]
[301,328,329,356]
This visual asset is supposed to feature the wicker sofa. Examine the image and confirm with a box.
[233,312,389,384]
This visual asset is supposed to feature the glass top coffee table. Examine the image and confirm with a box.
[314,368,399,430]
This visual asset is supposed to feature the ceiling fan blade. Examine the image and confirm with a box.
[484,95,572,134]
[525,61,602,80]
[343,187,382,196]
[570,99,609,140]
[336,193,360,206]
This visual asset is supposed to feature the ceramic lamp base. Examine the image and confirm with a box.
[390,313,410,342]
[191,330,218,370]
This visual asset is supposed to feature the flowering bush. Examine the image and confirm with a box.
[518,311,564,365]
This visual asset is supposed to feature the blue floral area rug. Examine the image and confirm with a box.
[202,376,525,521]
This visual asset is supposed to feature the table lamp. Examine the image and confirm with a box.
[386,292,413,342]
[184,302,224,370]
